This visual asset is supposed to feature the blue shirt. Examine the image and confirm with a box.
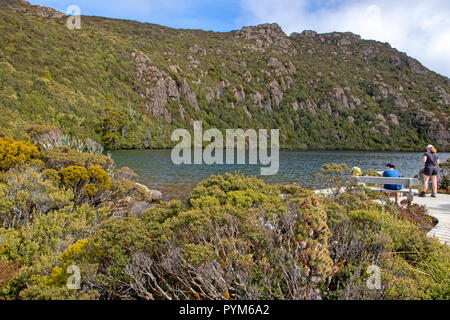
[383,169,402,190]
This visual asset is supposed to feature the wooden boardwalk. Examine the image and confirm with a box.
[315,189,450,245]
[405,194,450,245]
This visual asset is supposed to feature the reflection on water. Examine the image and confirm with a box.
[110,149,449,200]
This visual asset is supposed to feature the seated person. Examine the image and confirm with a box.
[383,163,402,204]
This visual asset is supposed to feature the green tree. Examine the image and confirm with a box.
[96,107,130,149]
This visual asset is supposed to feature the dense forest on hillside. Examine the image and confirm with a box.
[0,0,449,151]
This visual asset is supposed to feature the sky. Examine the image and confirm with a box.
[28,0,450,77]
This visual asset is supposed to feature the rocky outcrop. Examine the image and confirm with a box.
[268,57,284,68]
[372,121,390,135]
[26,126,65,146]
[189,44,207,56]
[232,86,246,103]
[267,57,296,77]
[298,101,317,115]
[374,85,395,100]
[317,32,362,47]
[85,138,104,154]
[216,80,228,99]
[414,111,449,150]
[435,85,450,105]
[407,57,428,75]
[388,114,400,126]
[132,50,172,122]
[2,0,64,18]
[251,91,264,109]
[179,105,185,120]
[329,87,351,109]
[135,182,163,202]
[243,70,252,82]
[132,50,200,122]
[233,23,297,56]
[243,105,252,118]
[179,78,200,112]
[394,97,409,108]
[267,80,283,108]
[26,125,104,154]
[167,80,179,99]
[388,53,429,75]
[129,201,154,218]
[114,167,139,182]
[295,30,318,38]
[319,100,333,116]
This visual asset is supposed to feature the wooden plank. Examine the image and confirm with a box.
[351,176,419,186]
[368,187,419,194]
[410,194,450,246]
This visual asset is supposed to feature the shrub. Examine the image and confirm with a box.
[88,165,111,191]
[314,163,351,196]
[225,189,268,208]
[0,137,40,171]
[42,239,101,290]
[90,174,336,300]
[322,184,449,300]
[1,170,448,300]
[190,195,220,209]
[0,204,108,299]
[0,259,18,293]
[19,285,99,300]
[438,159,449,192]
[362,169,381,177]
[59,165,111,205]
[59,166,89,188]
[40,148,113,172]
[292,196,335,280]
[0,166,73,228]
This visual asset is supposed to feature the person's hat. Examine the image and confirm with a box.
[386,163,395,168]
[426,144,433,150]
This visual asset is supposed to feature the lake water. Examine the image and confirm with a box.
[110,150,449,200]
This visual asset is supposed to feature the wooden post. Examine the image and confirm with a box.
[408,178,413,201]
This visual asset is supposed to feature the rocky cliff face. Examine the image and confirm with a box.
[131,50,200,123]
[0,1,448,151]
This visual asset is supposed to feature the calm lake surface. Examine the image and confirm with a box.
[110,150,450,200]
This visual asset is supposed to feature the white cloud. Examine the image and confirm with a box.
[238,0,450,77]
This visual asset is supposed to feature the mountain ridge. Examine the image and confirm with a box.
[0,0,448,151]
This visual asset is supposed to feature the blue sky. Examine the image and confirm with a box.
[28,0,450,77]
[29,0,244,31]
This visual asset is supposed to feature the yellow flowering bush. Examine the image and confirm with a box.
[59,166,89,187]
[88,165,111,191]
[0,136,40,171]
[84,183,98,196]
[59,165,111,204]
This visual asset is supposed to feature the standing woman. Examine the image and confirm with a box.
[419,145,440,197]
